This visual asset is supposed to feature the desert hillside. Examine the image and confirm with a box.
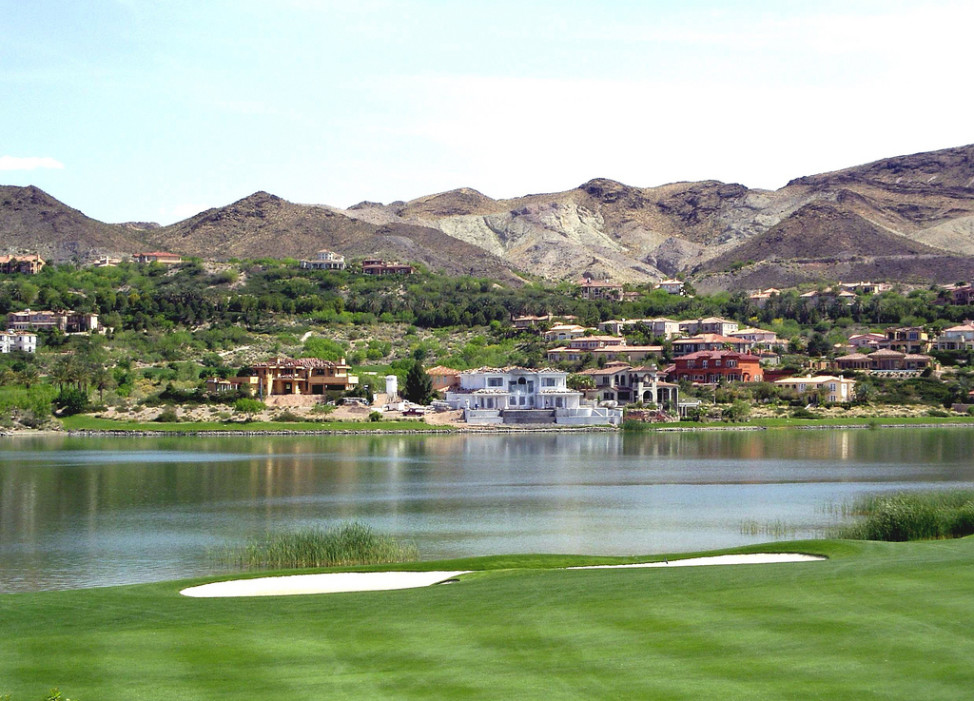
[3,144,973,288]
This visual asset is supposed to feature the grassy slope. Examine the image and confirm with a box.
[3,539,974,699]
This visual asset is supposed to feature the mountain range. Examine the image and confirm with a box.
[3,143,973,291]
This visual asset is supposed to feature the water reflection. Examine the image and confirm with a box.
[1,428,973,592]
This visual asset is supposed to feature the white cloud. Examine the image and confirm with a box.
[0,155,65,171]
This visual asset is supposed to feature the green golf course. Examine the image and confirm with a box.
[3,538,974,700]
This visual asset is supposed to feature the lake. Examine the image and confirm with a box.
[2,428,973,592]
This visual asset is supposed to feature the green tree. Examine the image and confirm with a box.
[403,361,434,405]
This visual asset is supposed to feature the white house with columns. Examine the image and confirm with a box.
[445,367,623,425]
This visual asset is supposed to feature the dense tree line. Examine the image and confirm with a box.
[1,261,971,339]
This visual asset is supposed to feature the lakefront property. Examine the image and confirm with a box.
[445,367,623,425]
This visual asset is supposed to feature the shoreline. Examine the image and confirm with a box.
[3,420,974,438]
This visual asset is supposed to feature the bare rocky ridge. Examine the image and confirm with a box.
[0,185,145,260]
[2,143,974,288]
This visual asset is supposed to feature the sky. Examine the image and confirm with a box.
[1,0,972,225]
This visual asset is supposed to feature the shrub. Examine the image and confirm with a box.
[722,399,751,423]
[225,522,418,570]
[234,398,266,414]
[831,490,974,541]
[155,406,179,423]
[368,411,382,422]
[54,387,89,416]
[274,410,303,422]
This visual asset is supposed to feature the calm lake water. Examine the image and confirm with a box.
[2,428,973,592]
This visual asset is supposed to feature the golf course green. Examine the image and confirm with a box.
[3,538,974,699]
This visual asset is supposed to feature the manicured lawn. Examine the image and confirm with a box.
[3,539,974,699]
[59,415,450,433]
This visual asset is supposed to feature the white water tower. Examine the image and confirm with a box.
[385,375,398,401]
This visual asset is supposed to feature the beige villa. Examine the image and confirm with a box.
[208,357,358,397]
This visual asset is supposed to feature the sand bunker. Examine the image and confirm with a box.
[180,571,469,598]
[180,553,824,598]
[567,553,825,570]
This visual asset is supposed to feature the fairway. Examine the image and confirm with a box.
[2,539,974,699]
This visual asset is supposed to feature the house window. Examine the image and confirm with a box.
[487,377,503,387]
[543,377,556,387]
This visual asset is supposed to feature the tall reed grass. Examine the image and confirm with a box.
[830,490,974,541]
[224,522,419,570]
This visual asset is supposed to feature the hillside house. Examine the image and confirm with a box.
[729,327,779,350]
[672,334,749,356]
[0,330,37,353]
[6,309,99,333]
[598,318,681,339]
[445,367,622,426]
[834,350,933,375]
[134,251,182,265]
[799,288,857,306]
[748,288,781,308]
[546,344,663,364]
[578,278,624,301]
[214,357,358,398]
[578,363,679,408]
[427,366,462,393]
[544,324,592,342]
[678,317,739,336]
[934,322,974,351]
[655,279,685,295]
[300,250,346,270]
[847,332,887,349]
[840,281,891,295]
[950,285,974,305]
[775,375,856,403]
[0,254,45,275]
[361,259,414,275]
[879,326,929,354]
[669,350,763,384]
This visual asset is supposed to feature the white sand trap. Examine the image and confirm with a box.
[568,553,825,570]
[180,571,470,598]
[180,553,824,598]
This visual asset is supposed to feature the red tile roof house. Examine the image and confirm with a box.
[426,366,462,393]
[578,278,624,301]
[0,254,45,274]
[834,350,934,374]
[671,334,749,356]
[847,332,887,349]
[669,351,764,384]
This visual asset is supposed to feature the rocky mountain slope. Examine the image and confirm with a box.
[139,192,523,283]
[2,143,973,289]
[0,185,145,260]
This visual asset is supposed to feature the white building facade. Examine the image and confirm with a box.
[0,331,37,353]
[445,367,622,426]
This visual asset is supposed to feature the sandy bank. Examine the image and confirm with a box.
[180,553,824,598]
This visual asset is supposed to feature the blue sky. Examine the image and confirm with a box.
[2,0,971,224]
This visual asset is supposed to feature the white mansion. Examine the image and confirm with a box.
[445,367,623,426]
